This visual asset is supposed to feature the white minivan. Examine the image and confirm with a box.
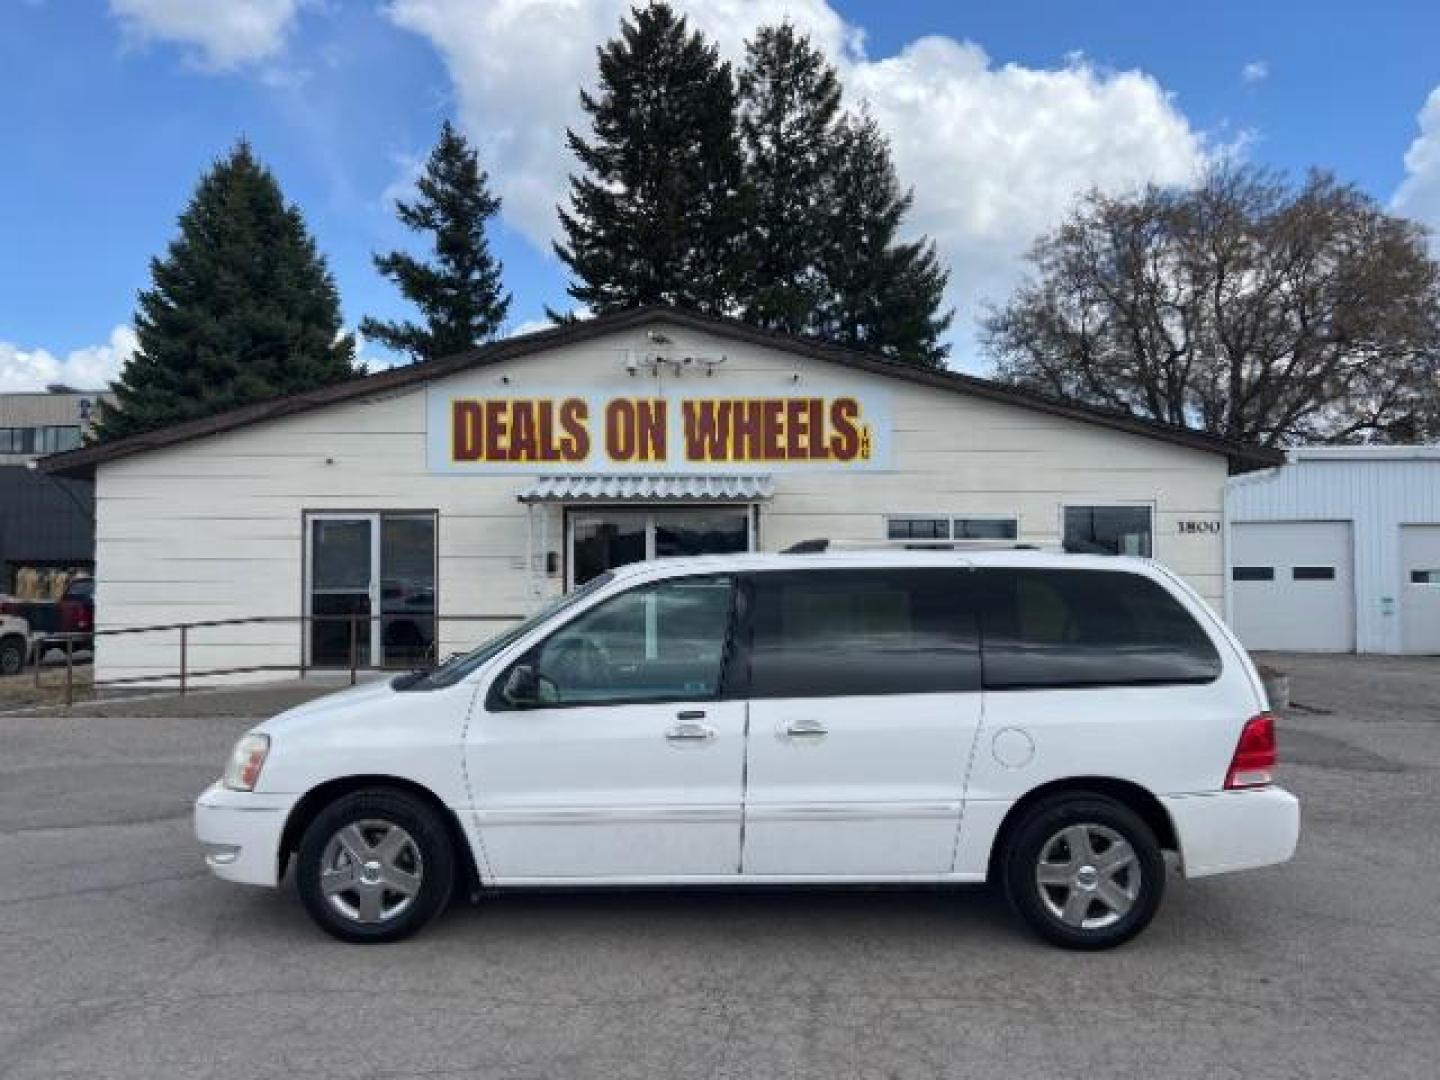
[195,548,1299,950]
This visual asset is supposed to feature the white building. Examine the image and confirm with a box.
[1226,446,1440,655]
[42,307,1277,685]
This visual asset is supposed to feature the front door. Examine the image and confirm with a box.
[306,513,438,668]
[308,516,379,668]
[471,573,745,880]
[739,568,983,876]
[569,507,751,586]
[1401,525,1440,654]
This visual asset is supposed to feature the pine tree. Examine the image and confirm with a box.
[737,22,843,336]
[555,2,746,315]
[95,142,357,441]
[361,121,511,362]
[817,112,953,366]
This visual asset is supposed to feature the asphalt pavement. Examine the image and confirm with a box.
[2,655,1438,1079]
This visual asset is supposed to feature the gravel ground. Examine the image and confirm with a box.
[1,654,1437,1079]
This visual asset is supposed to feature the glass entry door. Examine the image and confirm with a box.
[568,507,752,587]
[309,517,376,668]
[307,513,436,668]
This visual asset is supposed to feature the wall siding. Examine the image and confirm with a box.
[1226,454,1440,653]
[93,323,1228,684]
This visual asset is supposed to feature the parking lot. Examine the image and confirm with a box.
[2,654,1438,1080]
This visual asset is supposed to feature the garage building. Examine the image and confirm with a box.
[1226,446,1440,655]
[42,307,1278,686]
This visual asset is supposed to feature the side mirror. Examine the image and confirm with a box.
[501,663,541,707]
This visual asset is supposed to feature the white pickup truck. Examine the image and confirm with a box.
[1,614,30,677]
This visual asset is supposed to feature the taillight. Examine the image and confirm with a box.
[1225,712,1277,789]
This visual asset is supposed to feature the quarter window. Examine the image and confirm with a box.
[1063,506,1153,557]
[746,569,980,697]
[529,575,734,705]
[979,568,1221,689]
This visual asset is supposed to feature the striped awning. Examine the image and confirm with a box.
[516,474,774,503]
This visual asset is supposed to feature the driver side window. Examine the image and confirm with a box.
[528,575,735,706]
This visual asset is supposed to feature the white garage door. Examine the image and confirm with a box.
[1231,521,1354,652]
[1400,525,1440,655]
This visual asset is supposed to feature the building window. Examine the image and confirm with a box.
[1292,566,1336,581]
[887,517,949,541]
[954,517,1018,540]
[0,428,33,454]
[1063,505,1153,557]
[36,426,82,453]
[1412,570,1440,585]
[886,516,1019,542]
[0,426,81,455]
[1232,566,1274,582]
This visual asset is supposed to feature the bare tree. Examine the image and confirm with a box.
[982,166,1440,447]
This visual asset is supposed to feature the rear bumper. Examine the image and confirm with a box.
[1162,787,1300,878]
[193,782,294,887]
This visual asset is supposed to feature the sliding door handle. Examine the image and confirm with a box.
[783,718,829,740]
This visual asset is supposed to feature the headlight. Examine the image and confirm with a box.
[222,733,270,791]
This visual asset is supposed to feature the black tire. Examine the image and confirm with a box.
[296,789,456,943]
[0,636,25,677]
[1002,793,1165,951]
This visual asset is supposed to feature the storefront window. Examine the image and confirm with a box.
[570,508,751,586]
[1063,506,1153,557]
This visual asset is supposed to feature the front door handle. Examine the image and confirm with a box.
[665,721,717,744]
[783,718,829,740]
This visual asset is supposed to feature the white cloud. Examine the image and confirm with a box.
[1393,86,1440,244]
[1241,60,1269,84]
[384,1,1210,360]
[0,326,138,393]
[845,39,1204,335]
[108,0,306,70]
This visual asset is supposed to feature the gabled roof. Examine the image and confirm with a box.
[41,305,1282,479]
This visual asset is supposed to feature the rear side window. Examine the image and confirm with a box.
[746,569,979,697]
[979,569,1221,690]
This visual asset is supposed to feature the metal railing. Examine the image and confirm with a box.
[30,612,524,706]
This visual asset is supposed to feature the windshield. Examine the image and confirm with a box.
[396,572,615,691]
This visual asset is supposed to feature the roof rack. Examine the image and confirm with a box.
[780,538,1045,554]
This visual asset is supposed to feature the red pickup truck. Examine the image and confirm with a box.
[0,575,94,659]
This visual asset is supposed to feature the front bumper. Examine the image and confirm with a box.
[193,782,295,887]
[1161,786,1301,879]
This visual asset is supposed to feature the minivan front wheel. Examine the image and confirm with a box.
[1002,795,1164,950]
[296,789,455,943]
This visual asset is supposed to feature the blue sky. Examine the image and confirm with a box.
[2,0,1438,389]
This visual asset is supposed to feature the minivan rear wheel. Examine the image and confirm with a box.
[1002,794,1164,950]
[296,789,455,943]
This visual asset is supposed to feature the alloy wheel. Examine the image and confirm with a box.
[318,819,425,925]
[1034,823,1140,930]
